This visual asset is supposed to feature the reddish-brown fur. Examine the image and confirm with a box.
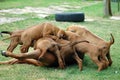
[2,22,64,53]
[1,30,24,52]
[66,25,114,66]
[0,38,87,70]
[57,31,109,71]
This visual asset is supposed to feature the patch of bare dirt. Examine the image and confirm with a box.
[0,2,99,25]
[110,16,120,20]
[0,17,25,25]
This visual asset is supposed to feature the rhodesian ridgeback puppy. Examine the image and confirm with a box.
[20,22,65,53]
[57,31,109,71]
[66,25,114,66]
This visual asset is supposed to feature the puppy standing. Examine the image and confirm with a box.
[19,22,65,53]
[66,25,114,66]
[57,31,109,71]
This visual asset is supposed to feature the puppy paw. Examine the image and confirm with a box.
[108,60,112,66]
[59,63,65,69]
[0,50,8,57]
[38,57,44,61]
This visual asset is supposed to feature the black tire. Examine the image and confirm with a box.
[55,12,85,22]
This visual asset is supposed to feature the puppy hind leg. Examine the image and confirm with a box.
[54,46,65,69]
[100,55,109,69]
[7,42,18,52]
[73,47,83,71]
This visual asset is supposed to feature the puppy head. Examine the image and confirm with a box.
[57,29,66,39]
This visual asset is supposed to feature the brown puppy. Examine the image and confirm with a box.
[73,41,106,71]
[1,30,24,52]
[66,25,114,66]
[12,22,63,53]
[57,31,109,71]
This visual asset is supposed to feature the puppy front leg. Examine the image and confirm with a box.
[100,54,109,69]
[91,57,104,71]
[1,49,41,60]
[38,49,47,61]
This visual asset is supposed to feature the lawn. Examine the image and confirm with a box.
[0,0,120,80]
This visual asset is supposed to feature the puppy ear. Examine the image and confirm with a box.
[57,29,65,39]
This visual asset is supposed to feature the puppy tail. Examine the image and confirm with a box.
[0,31,12,37]
[70,40,89,47]
[58,40,89,47]
[109,33,114,45]
[2,34,21,41]
[1,31,12,35]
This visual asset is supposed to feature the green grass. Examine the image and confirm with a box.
[0,0,120,80]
